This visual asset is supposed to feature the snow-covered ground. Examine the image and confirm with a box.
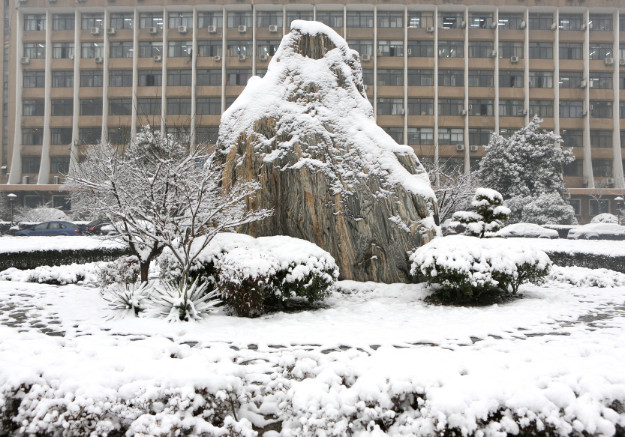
[0,274,624,436]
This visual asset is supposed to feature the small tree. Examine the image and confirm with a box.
[423,160,480,223]
[453,188,510,238]
[68,126,272,284]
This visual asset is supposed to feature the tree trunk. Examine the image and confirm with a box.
[140,261,150,283]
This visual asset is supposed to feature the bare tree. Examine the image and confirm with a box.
[67,126,272,284]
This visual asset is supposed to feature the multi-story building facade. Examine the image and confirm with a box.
[1,0,625,222]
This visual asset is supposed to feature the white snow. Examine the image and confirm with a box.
[495,223,559,239]
[568,223,625,240]
[590,213,618,224]
[0,235,126,253]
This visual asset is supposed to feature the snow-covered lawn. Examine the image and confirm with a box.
[1,275,624,436]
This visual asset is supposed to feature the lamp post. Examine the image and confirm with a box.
[7,193,16,225]
[615,196,624,226]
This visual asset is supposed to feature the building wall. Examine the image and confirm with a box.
[2,0,625,222]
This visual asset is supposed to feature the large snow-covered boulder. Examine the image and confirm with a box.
[216,21,437,283]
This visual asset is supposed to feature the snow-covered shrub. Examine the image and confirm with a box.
[101,282,151,316]
[507,193,578,225]
[548,265,625,288]
[452,188,510,238]
[591,213,618,224]
[15,206,68,223]
[410,235,551,302]
[149,278,220,322]
[0,263,103,285]
[97,255,140,286]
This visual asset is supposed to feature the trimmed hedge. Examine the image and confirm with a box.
[0,248,131,271]
[546,251,625,274]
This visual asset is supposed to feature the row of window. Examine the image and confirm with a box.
[23,12,623,32]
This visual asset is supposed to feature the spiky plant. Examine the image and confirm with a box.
[150,278,220,322]
[101,282,151,316]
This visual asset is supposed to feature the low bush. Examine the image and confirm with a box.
[97,255,140,286]
[0,247,130,271]
[101,282,151,316]
[149,279,220,322]
[410,235,551,304]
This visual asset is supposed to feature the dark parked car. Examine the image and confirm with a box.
[15,221,82,236]
[83,219,112,235]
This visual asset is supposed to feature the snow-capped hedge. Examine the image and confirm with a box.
[0,263,103,285]
[410,235,551,300]
[548,265,625,288]
[160,233,339,317]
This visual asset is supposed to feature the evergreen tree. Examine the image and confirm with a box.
[453,188,510,238]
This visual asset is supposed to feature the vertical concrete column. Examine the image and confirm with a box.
[221,8,226,113]
[37,10,52,184]
[403,7,408,145]
[131,9,138,139]
[8,9,23,184]
[161,8,168,132]
[523,8,529,125]
[433,7,439,180]
[252,6,256,76]
[494,8,499,135]
[463,7,470,175]
[611,10,624,188]
[554,9,560,135]
[190,8,197,150]
[582,8,594,188]
[101,8,110,145]
[373,7,377,118]
[69,10,80,174]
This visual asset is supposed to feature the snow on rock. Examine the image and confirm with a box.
[495,223,559,239]
[0,236,126,253]
[216,20,437,283]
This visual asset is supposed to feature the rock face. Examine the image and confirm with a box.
[216,20,437,283]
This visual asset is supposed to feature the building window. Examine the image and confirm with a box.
[468,41,493,58]
[499,70,523,88]
[227,41,252,57]
[138,70,162,86]
[407,69,432,86]
[498,13,523,30]
[196,69,221,86]
[22,156,40,173]
[561,129,583,147]
[529,100,554,117]
[23,43,45,59]
[347,11,373,28]
[589,72,612,89]
[137,98,161,115]
[499,100,524,117]
[468,70,493,87]
[139,42,163,58]
[408,11,434,29]
[24,14,46,31]
[51,99,73,116]
[167,69,192,86]
[50,156,70,174]
[408,41,433,57]
[378,69,404,86]
[196,126,219,144]
[621,103,625,119]
[619,72,625,89]
[52,70,73,88]
[197,40,222,57]
[469,128,492,145]
[407,127,433,145]
[110,41,133,58]
[108,127,131,145]
[559,71,583,88]
[469,100,493,116]
[529,42,553,59]
[53,14,74,31]
[168,41,193,58]
[438,98,464,116]
[316,11,343,28]
[226,69,252,86]
[590,101,612,118]
[51,128,72,145]
[590,14,612,32]
[23,99,44,116]
[499,41,523,58]
[81,13,104,30]
[377,40,403,57]
[438,41,463,58]
[110,13,133,30]
[227,12,252,28]
[286,11,313,26]
[469,12,493,29]
[256,11,282,27]
[196,98,221,115]
[438,12,464,29]
[529,71,553,88]
[23,71,45,88]
[109,70,132,87]
[590,198,610,216]
[22,128,43,145]
[592,159,613,178]
[139,13,163,29]
[79,99,102,116]
[362,69,374,86]
[590,130,612,148]
[377,11,403,28]
[559,43,582,60]
[166,98,191,115]
[377,98,404,115]
[79,127,101,145]
[529,13,553,30]
[559,14,583,31]
[564,160,583,177]
[81,42,103,59]
[408,98,434,116]
[589,43,612,60]
[80,70,103,87]
[560,101,584,118]
[198,12,222,29]
[168,12,193,29]
[109,98,132,116]
[383,127,403,144]
[438,69,463,87]
[257,40,281,57]
[52,42,74,59]
[438,128,464,145]
[348,40,373,57]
